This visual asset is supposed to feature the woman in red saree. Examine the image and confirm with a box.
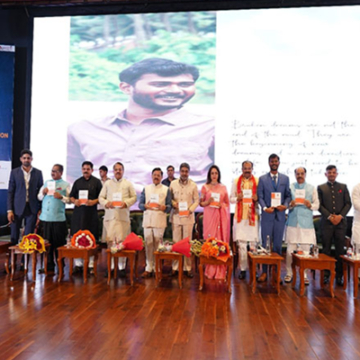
[200,165,230,279]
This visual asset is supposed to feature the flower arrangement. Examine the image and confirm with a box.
[200,237,230,262]
[190,240,203,257]
[157,242,174,253]
[110,233,144,254]
[110,241,124,254]
[19,233,46,254]
[157,239,204,257]
[71,230,96,249]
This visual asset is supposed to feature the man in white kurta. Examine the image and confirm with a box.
[139,168,172,278]
[230,161,259,280]
[284,167,319,283]
[99,162,137,274]
[351,183,360,276]
[170,163,199,277]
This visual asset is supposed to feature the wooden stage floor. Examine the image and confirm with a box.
[1,250,360,360]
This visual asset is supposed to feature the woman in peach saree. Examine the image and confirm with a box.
[200,165,230,279]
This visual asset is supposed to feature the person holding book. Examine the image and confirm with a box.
[70,161,102,274]
[284,167,319,284]
[230,161,259,280]
[38,164,70,272]
[98,162,137,276]
[200,165,230,279]
[139,167,171,278]
[170,162,199,278]
[257,154,291,282]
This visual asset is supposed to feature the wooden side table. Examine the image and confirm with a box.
[291,253,336,297]
[154,251,183,289]
[248,252,283,295]
[198,255,233,293]
[9,243,50,281]
[0,242,11,274]
[341,255,360,298]
[57,245,99,284]
[106,249,138,285]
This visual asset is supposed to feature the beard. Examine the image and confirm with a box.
[132,91,194,111]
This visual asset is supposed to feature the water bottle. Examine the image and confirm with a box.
[266,235,271,255]
[355,243,360,260]
[313,245,319,258]
[66,229,72,248]
[346,246,353,258]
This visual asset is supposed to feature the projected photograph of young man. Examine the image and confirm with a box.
[66,12,216,194]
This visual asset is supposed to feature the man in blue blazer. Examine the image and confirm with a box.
[257,153,291,282]
[7,149,43,245]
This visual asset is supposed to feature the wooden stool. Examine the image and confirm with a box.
[9,243,50,281]
[341,255,360,298]
[198,254,233,293]
[106,249,138,285]
[292,253,336,297]
[154,251,183,289]
[57,245,99,284]
[248,252,283,295]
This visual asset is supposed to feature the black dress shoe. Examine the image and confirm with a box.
[171,270,178,277]
[336,277,344,286]
[185,271,194,278]
[73,266,83,274]
[47,265,55,272]
[104,270,114,278]
[323,276,330,284]
[238,271,246,280]
[119,269,126,278]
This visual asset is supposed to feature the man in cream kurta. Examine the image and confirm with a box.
[170,163,199,277]
[351,183,360,276]
[139,168,172,278]
[230,161,259,280]
[99,162,137,274]
[284,167,319,283]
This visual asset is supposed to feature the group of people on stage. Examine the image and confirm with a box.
[7,149,359,286]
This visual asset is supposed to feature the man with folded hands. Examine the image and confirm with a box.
[318,165,351,285]
[284,167,319,284]
[139,167,172,278]
[99,162,137,277]
[170,162,199,278]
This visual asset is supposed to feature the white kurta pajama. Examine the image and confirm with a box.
[230,177,259,271]
[139,183,171,272]
[170,179,199,271]
[285,183,319,277]
[99,177,137,270]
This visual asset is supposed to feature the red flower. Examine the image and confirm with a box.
[338,189,342,193]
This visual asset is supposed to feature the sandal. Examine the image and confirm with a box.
[284,274,292,283]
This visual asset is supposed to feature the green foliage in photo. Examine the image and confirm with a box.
[69,12,216,104]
